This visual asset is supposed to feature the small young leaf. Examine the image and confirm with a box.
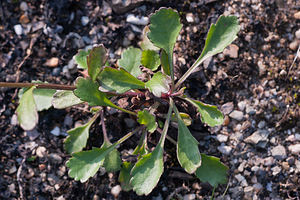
[102,141,122,172]
[185,98,224,127]
[74,49,91,69]
[141,50,160,71]
[148,8,182,81]
[145,72,170,97]
[64,114,98,154]
[98,67,145,93]
[67,145,116,182]
[139,26,160,51]
[16,86,38,130]
[160,50,170,76]
[130,145,164,196]
[87,45,107,81]
[195,154,228,187]
[137,110,157,133]
[118,162,134,191]
[117,47,142,78]
[33,88,56,111]
[52,90,83,109]
[174,105,201,174]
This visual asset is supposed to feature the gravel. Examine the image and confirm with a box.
[229,110,244,121]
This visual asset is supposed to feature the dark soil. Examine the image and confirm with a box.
[0,0,299,199]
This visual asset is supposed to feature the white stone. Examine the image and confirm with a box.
[271,145,287,160]
[244,130,269,144]
[14,24,23,35]
[257,121,266,129]
[237,101,247,111]
[216,134,228,143]
[186,13,194,23]
[20,1,29,11]
[288,144,300,154]
[183,194,196,200]
[111,185,122,197]
[36,146,47,158]
[229,110,244,121]
[50,126,61,136]
[217,145,232,155]
[126,14,149,26]
[81,16,89,26]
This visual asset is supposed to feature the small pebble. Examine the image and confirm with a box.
[223,44,239,58]
[229,110,244,121]
[221,102,234,115]
[271,145,287,160]
[14,24,23,35]
[45,57,59,68]
[237,101,247,111]
[36,146,47,158]
[111,185,122,198]
[186,13,194,23]
[257,121,266,129]
[217,145,232,155]
[50,126,61,136]
[126,14,149,25]
[216,134,228,143]
[20,1,29,11]
[49,153,63,164]
[183,194,196,200]
[294,11,300,19]
[81,16,89,26]
[289,40,299,51]
[288,144,300,154]
[244,129,269,144]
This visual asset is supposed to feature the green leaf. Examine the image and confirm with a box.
[33,88,56,111]
[174,105,201,174]
[74,49,91,69]
[195,154,228,187]
[98,67,145,93]
[102,141,122,172]
[130,145,164,196]
[117,47,142,78]
[16,86,38,130]
[74,77,116,107]
[185,98,224,127]
[148,8,182,81]
[145,72,170,97]
[175,16,240,89]
[196,16,240,65]
[118,162,134,191]
[139,26,160,51]
[160,50,170,75]
[64,114,98,154]
[52,90,83,109]
[141,50,160,71]
[87,45,107,81]
[67,145,116,182]
[171,112,192,126]
[137,110,157,133]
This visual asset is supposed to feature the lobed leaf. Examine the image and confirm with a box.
[16,86,38,130]
[66,145,116,182]
[185,98,224,127]
[130,145,164,196]
[98,67,145,93]
[117,47,142,78]
[102,141,122,172]
[195,154,228,187]
[87,45,107,81]
[137,110,157,133]
[174,105,201,174]
[52,90,83,109]
[141,50,160,71]
[139,26,160,51]
[148,8,182,81]
[33,88,56,111]
[145,72,170,97]
[118,162,134,191]
[74,49,91,69]
[64,114,98,154]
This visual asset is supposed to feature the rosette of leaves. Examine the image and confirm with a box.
[15,8,239,196]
